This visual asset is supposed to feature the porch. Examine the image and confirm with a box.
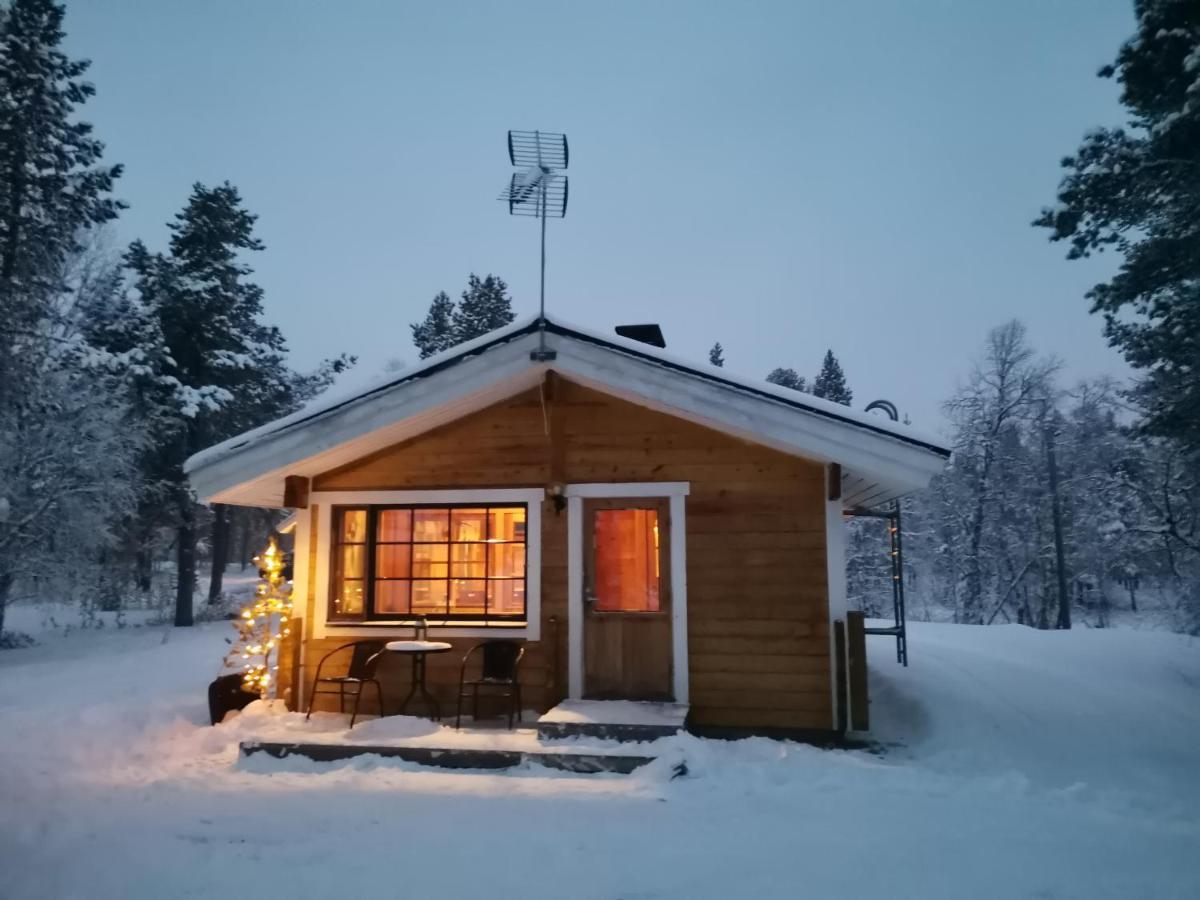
[238,699,689,775]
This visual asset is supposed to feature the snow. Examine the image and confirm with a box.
[383,640,453,653]
[2,622,1198,899]
[538,699,689,728]
[184,314,949,477]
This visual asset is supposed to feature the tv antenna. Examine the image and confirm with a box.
[499,129,568,360]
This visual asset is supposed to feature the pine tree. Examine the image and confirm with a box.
[0,0,123,357]
[0,0,129,635]
[766,367,806,392]
[1035,2,1200,451]
[812,349,853,405]
[709,342,725,367]
[130,183,288,626]
[451,273,514,343]
[127,184,354,625]
[410,290,456,359]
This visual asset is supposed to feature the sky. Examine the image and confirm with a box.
[63,0,1137,432]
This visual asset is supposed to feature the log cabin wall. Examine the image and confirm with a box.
[285,378,832,731]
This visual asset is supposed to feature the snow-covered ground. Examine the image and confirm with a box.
[1,622,1198,900]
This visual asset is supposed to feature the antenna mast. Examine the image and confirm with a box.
[499,129,569,361]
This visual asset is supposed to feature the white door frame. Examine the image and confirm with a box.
[565,481,690,704]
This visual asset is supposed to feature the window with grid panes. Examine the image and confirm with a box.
[329,505,527,623]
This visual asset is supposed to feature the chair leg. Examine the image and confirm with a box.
[473,684,479,723]
[515,683,522,724]
[305,684,316,721]
[349,685,363,729]
[507,688,514,730]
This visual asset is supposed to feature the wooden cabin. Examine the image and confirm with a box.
[186,317,949,736]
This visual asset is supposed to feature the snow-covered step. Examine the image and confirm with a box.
[537,700,689,741]
[239,740,655,774]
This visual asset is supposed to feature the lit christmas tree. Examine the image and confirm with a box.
[224,537,293,699]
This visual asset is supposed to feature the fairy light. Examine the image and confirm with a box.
[223,536,294,700]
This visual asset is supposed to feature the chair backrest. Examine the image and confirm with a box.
[347,641,386,679]
[480,641,523,681]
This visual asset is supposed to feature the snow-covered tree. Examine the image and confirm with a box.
[709,342,725,367]
[0,0,136,637]
[123,182,352,627]
[766,367,807,392]
[939,322,1057,624]
[1035,1,1200,452]
[812,350,853,405]
[410,290,455,359]
[0,0,123,360]
[451,273,513,344]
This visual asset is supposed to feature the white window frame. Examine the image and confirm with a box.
[565,481,690,704]
[308,488,543,640]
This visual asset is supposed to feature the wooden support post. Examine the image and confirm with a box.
[833,619,848,734]
[281,616,304,711]
[846,610,869,731]
[283,475,310,509]
[827,462,842,502]
[542,372,567,487]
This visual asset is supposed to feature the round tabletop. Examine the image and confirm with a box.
[384,640,453,653]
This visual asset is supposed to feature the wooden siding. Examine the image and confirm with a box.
[286,379,831,731]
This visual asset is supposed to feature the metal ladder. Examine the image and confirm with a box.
[847,501,908,667]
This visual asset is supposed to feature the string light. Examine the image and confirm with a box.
[223,536,294,700]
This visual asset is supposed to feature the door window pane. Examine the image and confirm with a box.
[593,508,660,612]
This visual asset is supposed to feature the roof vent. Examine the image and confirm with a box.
[615,323,666,349]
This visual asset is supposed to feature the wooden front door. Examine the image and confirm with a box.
[582,498,673,700]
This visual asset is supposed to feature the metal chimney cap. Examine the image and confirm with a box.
[614,324,666,349]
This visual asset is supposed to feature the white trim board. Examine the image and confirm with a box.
[565,481,690,498]
[824,476,849,731]
[565,482,689,705]
[307,488,544,641]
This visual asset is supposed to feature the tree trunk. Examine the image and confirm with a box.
[1044,416,1071,630]
[175,505,195,627]
[135,544,153,594]
[239,510,251,570]
[1128,583,1138,613]
[0,570,12,636]
[207,503,229,604]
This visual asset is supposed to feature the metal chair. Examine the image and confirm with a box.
[306,640,386,728]
[455,640,525,729]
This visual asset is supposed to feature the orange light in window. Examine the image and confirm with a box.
[593,508,660,613]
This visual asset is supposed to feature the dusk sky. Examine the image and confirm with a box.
[64,0,1136,431]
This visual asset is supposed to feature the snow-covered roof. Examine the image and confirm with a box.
[185,315,950,508]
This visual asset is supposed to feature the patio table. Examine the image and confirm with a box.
[385,640,453,720]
